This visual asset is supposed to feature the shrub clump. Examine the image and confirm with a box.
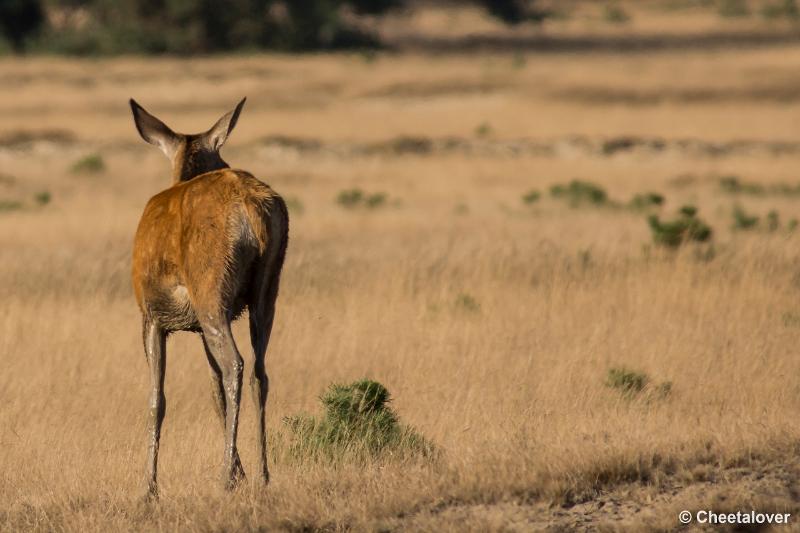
[521,189,541,205]
[606,367,648,396]
[762,0,800,19]
[454,292,481,313]
[606,367,672,400]
[336,188,388,209]
[70,154,105,174]
[718,0,751,17]
[550,180,608,207]
[628,192,664,210]
[0,200,23,212]
[647,205,712,248]
[720,175,800,197]
[281,379,435,462]
[603,3,630,24]
[34,190,51,206]
[732,205,759,230]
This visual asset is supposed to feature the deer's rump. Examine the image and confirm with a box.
[132,169,287,333]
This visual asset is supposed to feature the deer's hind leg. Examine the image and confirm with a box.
[201,334,245,482]
[249,249,286,485]
[143,318,167,499]
[200,317,245,491]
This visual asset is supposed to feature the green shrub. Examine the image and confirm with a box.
[0,200,22,212]
[719,176,763,194]
[648,205,712,248]
[70,154,105,174]
[454,293,480,313]
[606,367,648,397]
[521,190,541,205]
[550,180,608,207]
[767,210,780,231]
[337,188,364,208]
[732,205,759,230]
[719,175,800,196]
[605,368,672,400]
[629,192,665,210]
[475,122,492,138]
[718,0,750,17]
[783,312,800,327]
[34,190,51,206]
[281,379,434,462]
[336,189,388,209]
[603,3,630,23]
[365,192,386,208]
[762,0,800,19]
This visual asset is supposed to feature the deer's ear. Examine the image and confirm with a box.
[129,99,181,159]
[204,97,246,151]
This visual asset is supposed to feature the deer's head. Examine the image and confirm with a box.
[129,98,246,183]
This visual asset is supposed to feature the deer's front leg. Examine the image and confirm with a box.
[143,318,167,499]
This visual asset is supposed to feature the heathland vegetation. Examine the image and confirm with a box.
[3,1,800,530]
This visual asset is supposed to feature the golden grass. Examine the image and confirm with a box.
[3,10,800,530]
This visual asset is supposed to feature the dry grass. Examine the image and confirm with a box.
[3,6,800,531]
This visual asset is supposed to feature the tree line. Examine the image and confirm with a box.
[0,0,546,54]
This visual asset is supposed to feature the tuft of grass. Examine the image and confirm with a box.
[606,367,648,397]
[719,175,761,194]
[359,49,378,64]
[653,381,673,400]
[0,200,23,212]
[629,192,665,210]
[365,192,387,208]
[336,189,388,209]
[606,368,672,401]
[454,292,480,313]
[783,312,800,327]
[550,180,608,207]
[732,205,759,230]
[337,188,364,208]
[280,379,435,462]
[762,0,800,19]
[603,3,631,23]
[521,190,541,205]
[34,191,51,206]
[718,0,750,17]
[475,122,492,138]
[648,206,712,248]
[767,210,780,232]
[721,175,800,197]
[70,154,106,175]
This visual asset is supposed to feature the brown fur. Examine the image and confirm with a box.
[129,98,288,496]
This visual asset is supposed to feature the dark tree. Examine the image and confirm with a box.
[477,0,547,24]
[0,0,45,52]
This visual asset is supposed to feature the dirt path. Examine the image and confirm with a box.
[385,458,800,531]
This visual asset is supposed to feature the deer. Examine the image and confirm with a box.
[129,97,289,498]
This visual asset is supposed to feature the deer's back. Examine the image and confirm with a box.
[132,169,285,331]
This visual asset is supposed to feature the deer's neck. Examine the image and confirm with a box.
[171,142,230,183]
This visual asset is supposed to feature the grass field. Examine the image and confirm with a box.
[3,4,800,531]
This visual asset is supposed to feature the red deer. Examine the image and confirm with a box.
[129,98,288,497]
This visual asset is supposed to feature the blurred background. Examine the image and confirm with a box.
[2,0,800,55]
[3,1,800,530]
